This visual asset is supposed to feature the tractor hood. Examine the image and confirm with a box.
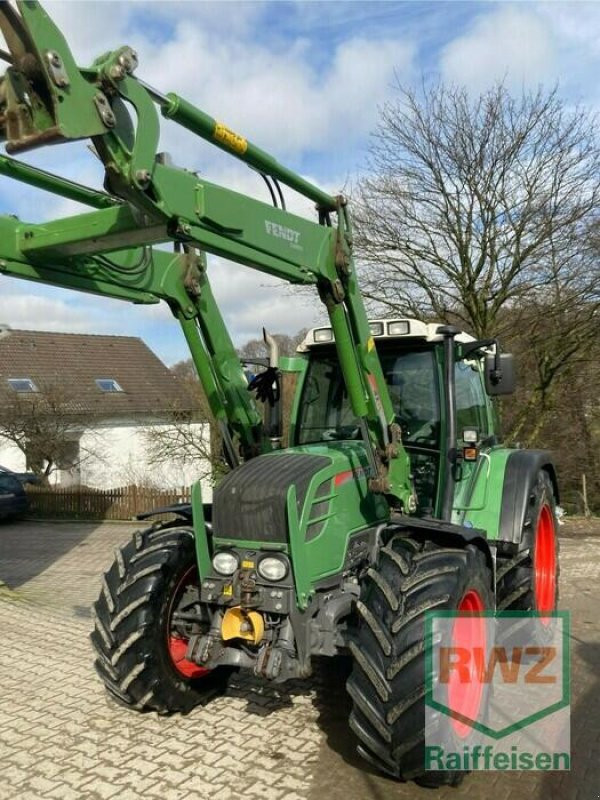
[212,442,388,548]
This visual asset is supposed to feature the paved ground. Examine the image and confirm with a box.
[0,517,598,800]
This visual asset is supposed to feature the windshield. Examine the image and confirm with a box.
[297,346,440,448]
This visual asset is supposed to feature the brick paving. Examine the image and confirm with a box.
[0,519,598,800]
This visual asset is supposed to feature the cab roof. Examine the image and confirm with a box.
[297,318,476,352]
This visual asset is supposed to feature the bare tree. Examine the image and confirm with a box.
[157,330,309,470]
[508,334,600,512]
[355,82,600,333]
[170,359,211,410]
[143,408,222,485]
[0,382,99,483]
[502,297,600,443]
[237,330,309,361]
[355,81,600,440]
[145,363,227,484]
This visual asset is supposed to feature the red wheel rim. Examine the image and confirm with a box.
[167,566,210,680]
[534,504,557,624]
[447,589,486,738]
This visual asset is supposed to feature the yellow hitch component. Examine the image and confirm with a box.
[221,606,265,644]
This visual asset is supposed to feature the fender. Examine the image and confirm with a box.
[136,502,212,526]
[497,450,558,548]
[388,514,494,577]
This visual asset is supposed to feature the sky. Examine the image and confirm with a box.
[0,0,599,365]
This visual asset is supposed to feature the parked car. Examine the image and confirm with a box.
[0,465,40,485]
[0,469,29,519]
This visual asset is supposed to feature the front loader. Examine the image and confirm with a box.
[0,2,560,786]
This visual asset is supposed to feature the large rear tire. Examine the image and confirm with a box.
[91,522,230,714]
[496,470,559,641]
[347,538,493,786]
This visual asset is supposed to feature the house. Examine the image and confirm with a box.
[0,330,212,496]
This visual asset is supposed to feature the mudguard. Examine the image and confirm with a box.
[497,450,558,548]
[136,502,212,524]
[388,514,494,575]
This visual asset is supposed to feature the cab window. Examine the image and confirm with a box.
[297,346,439,448]
[455,360,488,437]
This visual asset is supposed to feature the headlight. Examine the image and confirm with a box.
[257,556,288,582]
[212,551,239,576]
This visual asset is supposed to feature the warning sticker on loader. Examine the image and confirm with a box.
[424,611,570,771]
[214,122,248,154]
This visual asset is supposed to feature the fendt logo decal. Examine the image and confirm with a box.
[265,220,302,249]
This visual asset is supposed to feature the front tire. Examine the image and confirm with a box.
[347,538,493,786]
[91,522,230,714]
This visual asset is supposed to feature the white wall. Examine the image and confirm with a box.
[78,422,213,501]
[0,422,214,501]
[0,440,27,472]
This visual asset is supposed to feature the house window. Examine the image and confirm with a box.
[95,378,123,393]
[8,378,38,393]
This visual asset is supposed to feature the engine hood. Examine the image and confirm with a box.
[212,442,377,544]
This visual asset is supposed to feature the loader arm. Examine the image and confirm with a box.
[0,0,413,508]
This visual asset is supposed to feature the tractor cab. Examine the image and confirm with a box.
[291,318,505,517]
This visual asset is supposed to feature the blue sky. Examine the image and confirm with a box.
[0,1,599,365]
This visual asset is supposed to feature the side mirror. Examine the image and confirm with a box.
[485,353,515,396]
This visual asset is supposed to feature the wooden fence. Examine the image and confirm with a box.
[25,484,192,520]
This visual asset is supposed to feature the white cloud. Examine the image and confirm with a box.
[207,258,322,344]
[440,7,556,94]
[0,277,190,361]
[0,128,343,359]
[0,141,108,222]
[41,1,133,62]
[0,288,92,332]
[534,3,600,106]
[137,25,413,158]
[0,254,321,366]
[6,0,600,370]
[13,2,412,161]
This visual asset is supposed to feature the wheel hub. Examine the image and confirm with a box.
[534,504,557,623]
[447,588,486,738]
[167,565,210,680]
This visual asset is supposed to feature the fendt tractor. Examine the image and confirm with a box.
[0,1,559,787]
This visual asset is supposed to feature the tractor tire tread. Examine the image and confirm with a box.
[91,523,229,714]
[347,537,493,785]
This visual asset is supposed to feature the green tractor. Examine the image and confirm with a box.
[0,1,559,786]
[91,318,559,785]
